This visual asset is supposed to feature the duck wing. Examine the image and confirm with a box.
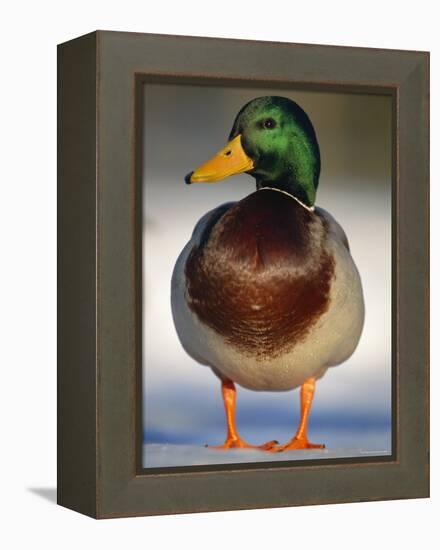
[314,206,350,251]
[171,202,236,366]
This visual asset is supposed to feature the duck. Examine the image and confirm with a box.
[171,96,364,452]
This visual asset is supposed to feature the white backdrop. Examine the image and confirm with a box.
[1,1,437,549]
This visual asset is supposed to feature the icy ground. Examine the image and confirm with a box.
[143,441,391,468]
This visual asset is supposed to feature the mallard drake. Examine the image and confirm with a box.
[171,96,364,452]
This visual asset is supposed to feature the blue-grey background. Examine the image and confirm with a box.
[142,83,392,468]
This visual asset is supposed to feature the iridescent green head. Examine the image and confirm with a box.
[186,96,321,207]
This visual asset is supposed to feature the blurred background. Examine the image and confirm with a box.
[142,83,392,468]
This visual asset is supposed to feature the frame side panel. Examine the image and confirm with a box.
[57,32,98,518]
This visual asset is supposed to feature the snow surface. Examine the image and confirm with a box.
[143,443,391,468]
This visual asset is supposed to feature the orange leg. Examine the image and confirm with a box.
[207,380,277,450]
[269,377,325,452]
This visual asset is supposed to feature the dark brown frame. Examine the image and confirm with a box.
[58,30,429,518]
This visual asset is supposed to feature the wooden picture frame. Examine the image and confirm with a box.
[57,30,429,518]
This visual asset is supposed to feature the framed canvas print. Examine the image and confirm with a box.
[57,31,429,518]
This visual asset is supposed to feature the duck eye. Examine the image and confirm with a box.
[263,118,276,129]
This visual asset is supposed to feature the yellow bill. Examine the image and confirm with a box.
[185,134,254,184]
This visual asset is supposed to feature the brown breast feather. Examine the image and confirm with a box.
[185,190,335,359]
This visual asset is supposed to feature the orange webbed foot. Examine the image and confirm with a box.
[206,437,278,451]
[268,437,325,452]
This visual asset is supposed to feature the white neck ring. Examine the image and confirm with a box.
[258,186,315,212]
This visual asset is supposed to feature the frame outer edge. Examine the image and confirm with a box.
[397,51,430,498]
